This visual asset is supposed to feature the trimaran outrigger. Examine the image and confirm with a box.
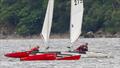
[4,0,111,61]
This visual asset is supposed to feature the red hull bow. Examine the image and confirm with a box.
[4,51,30,58]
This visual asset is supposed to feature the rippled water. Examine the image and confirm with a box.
[0,38,120,68]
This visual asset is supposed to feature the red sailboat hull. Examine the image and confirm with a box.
[57,55,80,60]
[20,53,81,61]
[4,45,84,60]
[20,53,57,61]
[4,51,30,58]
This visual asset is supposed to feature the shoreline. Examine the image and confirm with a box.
[0,38,120,40]
[0,32,120,39]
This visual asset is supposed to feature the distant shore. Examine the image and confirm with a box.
[0,32,120,39]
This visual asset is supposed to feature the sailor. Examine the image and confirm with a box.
[30,46,40,54]
[74,43,88,54]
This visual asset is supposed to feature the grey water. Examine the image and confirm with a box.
[0,38,120,68]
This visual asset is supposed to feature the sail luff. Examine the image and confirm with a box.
[70,0,84,43]
[41,0,54,42]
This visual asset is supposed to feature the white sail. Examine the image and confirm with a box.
[41,0,54,42]
[70,0,84,43]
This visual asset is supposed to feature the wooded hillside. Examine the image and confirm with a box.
[0,0,120,36]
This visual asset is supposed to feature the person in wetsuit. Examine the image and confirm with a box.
[30,46,40,54]
[74,43,88,54]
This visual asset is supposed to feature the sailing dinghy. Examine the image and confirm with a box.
[5,0,85,61]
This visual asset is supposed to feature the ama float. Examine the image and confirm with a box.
[5,0,86,61]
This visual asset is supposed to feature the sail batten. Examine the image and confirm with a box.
[41,0,54,42]
[70,0,84,43]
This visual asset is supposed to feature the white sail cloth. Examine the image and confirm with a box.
[41,0,54,42]
[70,0,84,43]
[42,0,84,45]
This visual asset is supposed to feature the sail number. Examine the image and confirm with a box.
[74,0,83,5]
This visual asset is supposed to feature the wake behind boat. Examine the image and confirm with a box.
[81,51,113,58]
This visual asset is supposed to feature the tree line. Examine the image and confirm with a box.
[0,0,120,36]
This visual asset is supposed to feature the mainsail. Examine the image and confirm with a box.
[41,0,54,42]
[70,0,84,43]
